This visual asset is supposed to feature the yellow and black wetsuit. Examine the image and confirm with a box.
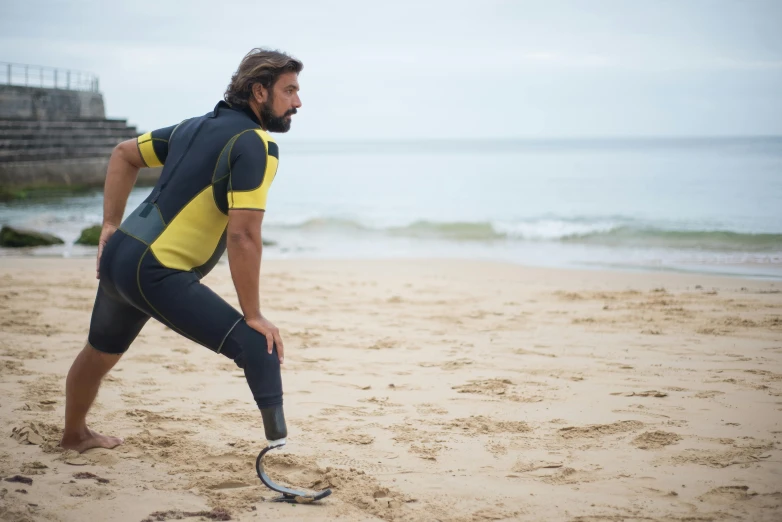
[88,101,283,409]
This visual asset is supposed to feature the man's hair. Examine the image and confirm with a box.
[224,48,303,108]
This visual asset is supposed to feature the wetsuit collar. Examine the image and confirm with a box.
[214,100,262,127]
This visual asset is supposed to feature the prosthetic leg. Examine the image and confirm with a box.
[224,323,330,502]
[256,404,332,503]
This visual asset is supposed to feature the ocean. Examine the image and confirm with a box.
[2,136,781,279]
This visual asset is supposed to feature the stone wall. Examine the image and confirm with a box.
[0,158,161,188]
[0,85,105,121]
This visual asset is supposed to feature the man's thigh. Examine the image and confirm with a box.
[138,267,243,353]
[88,284,151,354]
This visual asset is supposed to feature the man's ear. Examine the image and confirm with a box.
[252,83,267,104]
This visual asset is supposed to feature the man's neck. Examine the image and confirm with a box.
[247,101,266,130]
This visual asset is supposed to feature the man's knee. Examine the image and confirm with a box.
[86,339,127,357]
[223,322,279,369]
[221,321,283,408]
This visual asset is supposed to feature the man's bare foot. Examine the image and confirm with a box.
[60,428,124,453]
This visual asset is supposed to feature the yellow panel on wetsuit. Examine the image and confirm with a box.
[150,187,229,271]
[136,124,178,167]
[228,129,279,211]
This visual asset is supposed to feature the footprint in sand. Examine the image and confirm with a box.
[558,420,644,439]
[452,378,544,403]
[325,455,396,473]
[669,443,774,468]
[512,460,564,473]
[540,467,593,485]
[445,416,532,436]
[207,479,252,490]
[329,432,375,445]
[62,481,115,500]
[697,486,757,504]
[416,403,448,415]
[11,422,61,447]
[409,442,442,461]
[19,399,57,412]
[1,360,32,376]
[21,462,48,475]
[486,441,508,456]
[632,431,682,450]
[610,390,668,398]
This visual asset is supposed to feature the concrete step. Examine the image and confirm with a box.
[0,128,138,140]
[0,118,135,131]
[0,146,115,162]
[0,124,135,136]
[0,129,139,141]
[0,136,126,149]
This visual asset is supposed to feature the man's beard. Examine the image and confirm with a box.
[260,98,296,133]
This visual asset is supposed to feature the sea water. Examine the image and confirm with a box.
[2,137,781,278]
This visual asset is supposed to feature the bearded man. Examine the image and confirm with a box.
[60,49,302,464]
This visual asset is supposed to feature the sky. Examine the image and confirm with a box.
[1,0,781,140]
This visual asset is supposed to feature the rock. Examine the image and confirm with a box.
[0,226,64,247]
[75,225,101,246]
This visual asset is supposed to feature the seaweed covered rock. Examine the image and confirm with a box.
[0,226,64,247]
[75,225,102,246]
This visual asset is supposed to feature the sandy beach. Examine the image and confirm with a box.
[0,257,780,521]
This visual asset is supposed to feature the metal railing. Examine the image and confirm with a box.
[1,62,99,92]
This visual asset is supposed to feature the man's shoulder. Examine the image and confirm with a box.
[233,128,276,149]
[229,129,279,161]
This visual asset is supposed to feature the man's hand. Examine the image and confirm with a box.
[246,315,285,364]
[96,223,118,279]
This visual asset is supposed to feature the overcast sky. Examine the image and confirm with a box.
[2,0,781,140]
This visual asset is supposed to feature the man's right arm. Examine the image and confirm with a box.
[105,124,179,227]
[96,124,178,279]
[103,139,146,229]
[95,139,146,279]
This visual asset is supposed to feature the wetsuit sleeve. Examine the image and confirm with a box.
[228,130,279,211]
[136,124,178,168]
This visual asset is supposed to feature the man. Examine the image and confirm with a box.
[60,48,302,455]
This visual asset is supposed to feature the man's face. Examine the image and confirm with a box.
[260,72,301,133]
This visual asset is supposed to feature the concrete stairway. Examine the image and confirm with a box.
[0,72,161,189]
[0,118,140,162]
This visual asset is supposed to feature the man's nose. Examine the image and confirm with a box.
[293,94,302,109]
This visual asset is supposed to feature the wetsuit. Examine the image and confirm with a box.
[88,101,283,413]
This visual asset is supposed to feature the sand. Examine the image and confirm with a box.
[0,257,780,521]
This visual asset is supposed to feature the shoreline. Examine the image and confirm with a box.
[1,257,780,521]
[2,251,782,282]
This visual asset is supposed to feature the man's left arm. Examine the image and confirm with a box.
[225,130,284,362]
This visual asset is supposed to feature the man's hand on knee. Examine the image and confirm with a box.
[246,315,285,364]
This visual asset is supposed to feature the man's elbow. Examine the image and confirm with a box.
[227,228,261,247]
[113,140,145,169]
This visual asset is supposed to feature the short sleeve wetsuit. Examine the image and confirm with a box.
[88,101,283,410]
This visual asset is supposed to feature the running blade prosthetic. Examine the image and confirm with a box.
[256,405,332,503]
